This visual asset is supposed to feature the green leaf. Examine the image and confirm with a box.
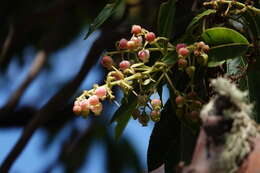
[84,0,123,39]
[186,9,216,34]
[111,94,138,140]
[202,27,249,45]
[147,100,181,172]
[157,0,176,38]
[207,43,249,65]
[207,60,225,67]
[161,50,178,65]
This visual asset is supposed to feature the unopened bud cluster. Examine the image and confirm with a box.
[176,41,210,78]
[73,86,108,117]
[175,91,203,122]
[130,98,162,126]
[74,25,210,126]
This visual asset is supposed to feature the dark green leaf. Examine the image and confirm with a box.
[147,100,181,172]
[161,50,178,65]
[186,9,216,34]
[247,55,260,122]
[84,0,124,39]
[202,27,249,45]
[157,0,176,38]
[207,43,249,66]
[111,94,138,140]
[242,11,260,40]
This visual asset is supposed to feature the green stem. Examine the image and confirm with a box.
[164,72,179,95]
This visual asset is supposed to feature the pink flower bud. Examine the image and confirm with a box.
[196,41,206,49]
[73,105,81,115]
[88,95,100,106]
[127,40,136,49]
[91,103,103,116]
[80,99,90,111]
[95,87,107,99]
[131,25,142,35]
[176,43,187,52]
[74,100,80,106]
[150,110,160,122]
[101,56,113,69]
[178,58,188,68]
[175,95,185,105]
[130,36,143,48]
[203,45,210,52]
[151,99,161,109]
[138,49,150,63]
[145,32,156,42]
[119,38,128,49]
[119,60,131,71]
[178,47,189,57]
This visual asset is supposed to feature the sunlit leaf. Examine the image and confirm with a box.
[202,27,249,45]
[157,0,176,38]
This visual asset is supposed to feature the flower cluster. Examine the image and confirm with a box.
[73,86,108,117]
[74,25,210,125]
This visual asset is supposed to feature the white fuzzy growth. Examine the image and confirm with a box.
[199,77,258,173]
[211,77,253,117]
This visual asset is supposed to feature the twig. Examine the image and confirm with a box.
[0,23,14,61]
[4,50,47,110]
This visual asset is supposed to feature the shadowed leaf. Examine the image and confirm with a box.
[207,43,249,66]
[157,0,176,38]
[111,94,138,140]
[84,0,124,39]
[186,9,216,35]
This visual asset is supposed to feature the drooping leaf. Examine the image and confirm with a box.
[84,0,124,39]
[147,100,181,172]
[111,94,138,140]
[186,9,216,34]
[201,27,249,45]
[207,43,249,66]
[157,0,176,38]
